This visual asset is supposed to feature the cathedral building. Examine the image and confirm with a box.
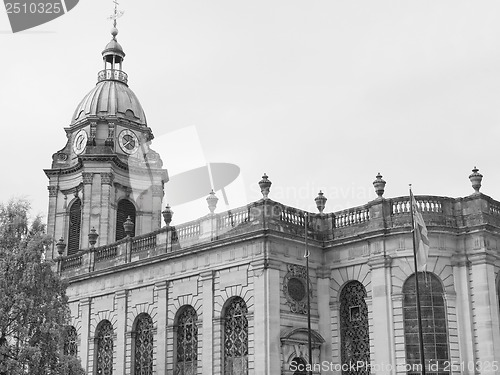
[44,27,500,375]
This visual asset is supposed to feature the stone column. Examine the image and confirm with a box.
[200,271,214,374]
[100,173,114,244]
[79,298,91,373]
[368,256,393,374]
[155,281,168,375]
[81,172,93,248]
[252,259,281,374]
[115,290,128,375]
[468,253,500,373]
[152,185,164,231]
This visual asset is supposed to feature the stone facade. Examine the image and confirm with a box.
[45,24,500,375]
[54,193,500,375]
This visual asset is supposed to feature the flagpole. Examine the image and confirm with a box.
[409,186,426,375]
[305,212,313,375]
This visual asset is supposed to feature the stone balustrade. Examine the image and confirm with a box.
[58,193,500,277]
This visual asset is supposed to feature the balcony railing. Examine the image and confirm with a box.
[57,193,500,277]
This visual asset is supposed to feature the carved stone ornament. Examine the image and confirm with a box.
[82,172,93,185]
[47,185,59,197]
[101,173,115,185]
[283,264,312,314]
[151,185,164,197]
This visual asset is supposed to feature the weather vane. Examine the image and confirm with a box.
[107,0,125,28]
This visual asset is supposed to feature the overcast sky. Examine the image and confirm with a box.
[1,1,500,225]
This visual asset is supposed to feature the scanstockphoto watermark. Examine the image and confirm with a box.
[3,0,80,33]
[289,360,452,373]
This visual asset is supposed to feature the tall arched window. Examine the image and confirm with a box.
[175,306,198,375]
[403,273,449,375]
[134,313,154,375]
[63,325,78,357]
[68,198,81,255]
[116,199,136,241]
[340,281,370,375]
[95,320,114,375]
[223,297,248,375]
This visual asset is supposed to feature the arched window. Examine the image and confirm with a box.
[68,198,81,254]
[403,273,449,375]
[223,297,248,375]
[63,325,78,357]
[134,313,154,375]
[95,320,114,375]
[175,306,198,375]
[116,199,136,241]
[340,281,370,375]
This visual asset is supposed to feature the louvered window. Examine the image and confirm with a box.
[68,198,81,255]
[116,199,136,241]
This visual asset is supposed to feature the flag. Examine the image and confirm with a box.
[410,191,430,272]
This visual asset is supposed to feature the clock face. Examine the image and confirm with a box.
[72,129,88,155]
[118,129,139,155]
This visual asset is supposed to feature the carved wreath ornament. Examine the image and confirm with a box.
[283,264,312,314]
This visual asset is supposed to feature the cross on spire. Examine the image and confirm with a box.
[107,0,124,29]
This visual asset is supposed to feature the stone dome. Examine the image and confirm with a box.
[71,79,147,126]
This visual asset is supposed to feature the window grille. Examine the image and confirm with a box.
[68,198,81,254]
[175,306,198,375]
[63,326,78,357]
[95,320,114,375]
[403,273,449,375]
[116,199,136,240]
[134,314,154,375]
[340,281,370,375]
[223,297,248,375]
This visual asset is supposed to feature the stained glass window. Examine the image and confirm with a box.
[223,297,248,375]
[340,281,370,375]
[95,320,114,375]
[68,198,81,255]
[63,325,78,357]
[116,199,136,241]
[403,273,449,375]
[175,306,198,375]
[134,314,154,375]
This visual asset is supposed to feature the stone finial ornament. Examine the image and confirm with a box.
[373,173,386,198]
[88,227,99,248]
[123,216,134,236]
[55,237,66,256]
[207,190,219,213]
[162,204,173,227]
[315,191,327,214]
[259,173,272,199]
[469,167,483,194]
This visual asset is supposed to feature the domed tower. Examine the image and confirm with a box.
[44,26,168,259]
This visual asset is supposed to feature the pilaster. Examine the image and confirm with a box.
[468,253,500,372]
[115,290,128,375]
[368,255,393,374]
[81,172,93,248]
[251,259,281,374]
[100,173,114,244]
[155,281,168,375]
[79,298,91,373]
[200,271,214,374]
[317,266,332,374]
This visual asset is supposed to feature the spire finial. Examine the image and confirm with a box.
[108,0,124,38]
